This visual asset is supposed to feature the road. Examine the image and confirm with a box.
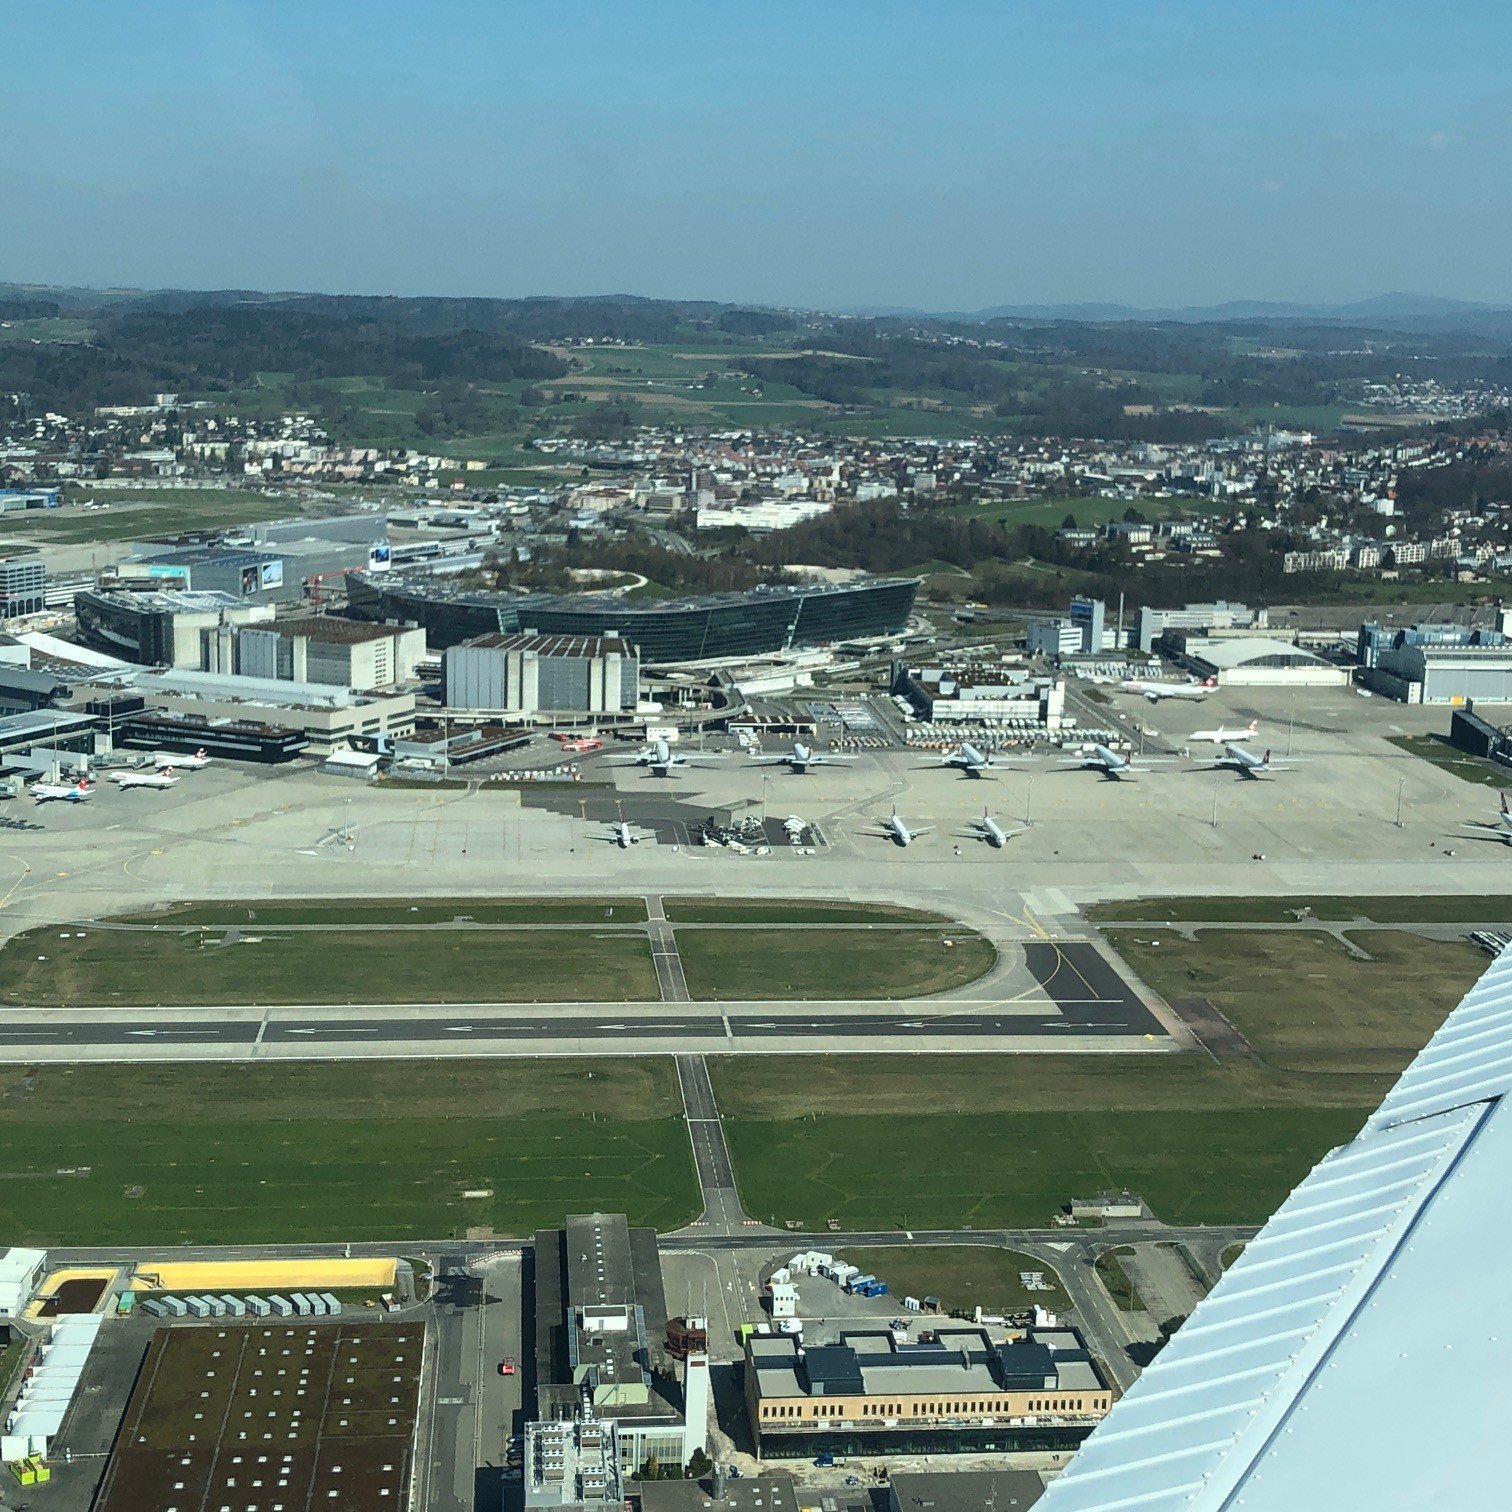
[424,1253,523,1512]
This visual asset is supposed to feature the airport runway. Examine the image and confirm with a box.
[0,996,1172,1061]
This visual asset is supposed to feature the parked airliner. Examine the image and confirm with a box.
[33,777,92,804]
[750,742,857,774]
[1058,744,1172,780]
[966,807,1027,848]
[110,767,181,790]
[153,748,211,770]
[1197,744,1295,779]
[934,742,1026,778]
[1120,675,1216,702]
[869,807,935,846]
[1189,719,1258,744]
[611,738,724,777]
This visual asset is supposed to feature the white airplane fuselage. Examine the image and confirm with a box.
[1221,742,1273,776]
[1122,678,1214,702]
[1191,721,1257,744]
[949,742,991,774]
[34,781,90,803]
[154,749,210,770]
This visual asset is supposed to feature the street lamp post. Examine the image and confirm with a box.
[1025,772,1034,828]
[1211,773,1221,829]
[1395,776,1405,829]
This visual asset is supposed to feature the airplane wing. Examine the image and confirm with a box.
[747,755,792,766]
[911,824,936,836]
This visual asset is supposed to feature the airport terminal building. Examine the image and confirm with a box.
[345,573,919,664]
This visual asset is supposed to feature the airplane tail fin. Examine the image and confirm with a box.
[1246,720,1257,732]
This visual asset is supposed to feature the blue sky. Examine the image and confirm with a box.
[3,1,1510,309]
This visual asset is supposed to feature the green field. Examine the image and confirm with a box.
[837,1245,1070,1315]
[0,926,658,1005]
[1113,929,1483,1068]
[9,900,989,1004]
[120,897,648,926]
[723,1103,1361,1230]
[1390,734,1512,791]
[945,493,1230,532]
[1094,1248,1142,1312]
[1090,894,1512,924]
[676,927,995,1001]
[0,1060,696,1244]
[0,488,321,545]
[662,898,942,925]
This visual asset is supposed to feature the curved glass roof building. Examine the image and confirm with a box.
[344,572,918,664]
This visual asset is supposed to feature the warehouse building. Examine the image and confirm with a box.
[444,633,638,721]
[74,588,275,666]
[1360,624,1512,703]
[531,1213,708,1479]
[1449,702,1512,763]
[0,1246,46,1317]
[1174,636,1349,688]
[744,1324,1110,1460]
[1369,643,1512,704]
[1135,600,1260,654]
[201,615,426,690]
[346,572,919,663]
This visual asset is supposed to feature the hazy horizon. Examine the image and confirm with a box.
[5,1,1511,311]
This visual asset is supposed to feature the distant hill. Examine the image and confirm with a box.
[861,292,1512,334]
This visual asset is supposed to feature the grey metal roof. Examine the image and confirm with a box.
[1037,946,1512,1512]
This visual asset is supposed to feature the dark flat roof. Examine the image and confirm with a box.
[889,1467,1045,1511]
[275,616,410,645]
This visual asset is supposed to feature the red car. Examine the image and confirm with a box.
[499,1357,517,1376]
